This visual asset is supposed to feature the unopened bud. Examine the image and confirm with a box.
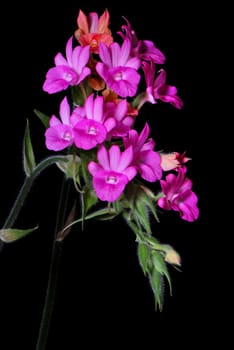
[165,249,181,266]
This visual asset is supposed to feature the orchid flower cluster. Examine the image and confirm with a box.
[1,9,199,311]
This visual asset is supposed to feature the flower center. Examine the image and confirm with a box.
[63,131,72,141]
[90,39,98,48]
[106,175,118,184]
[88,126,97,135]
[114,72,124,81]
[63,72,73,82]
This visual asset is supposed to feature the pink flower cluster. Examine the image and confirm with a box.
[42,9,199,222]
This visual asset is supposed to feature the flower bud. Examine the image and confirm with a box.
[165,249,181,266]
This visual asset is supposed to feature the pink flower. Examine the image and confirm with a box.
[88,145,137,202]
[158,167,199,222]
[104,99,135,139]
[74,9,113,54]
[142,61,184,109]
[72,93,116,150]
[45,97,74,151]
[160,152,191,171]
[124,123,162,182]
[96,39,141,97]
[43,37,91,94]
[118,17,165,64]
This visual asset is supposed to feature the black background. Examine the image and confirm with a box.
[1,1,216,349]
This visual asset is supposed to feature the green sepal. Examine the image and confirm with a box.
[151,251,172,295]
[0,226,38,243]
[137,242,150,275]
[56,155,81,181]
[149,267,164,311]
[33,109,50,128]
[134,199,151,234]
[23,119,36,176]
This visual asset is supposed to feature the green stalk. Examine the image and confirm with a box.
[3,155,67,229]
[35,177,71,350]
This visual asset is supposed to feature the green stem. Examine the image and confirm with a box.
[35,240,63,350]
[35,177,71,350]
[3,155,68,229]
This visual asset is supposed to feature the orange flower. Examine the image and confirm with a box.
[74,9,113,54]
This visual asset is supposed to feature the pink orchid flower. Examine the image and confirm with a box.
[96,39,141,98]
[118,17,165,64]
[45,97,74,151]
[74,9,113,54]
[158,167,199,222]
[124,123,162,182]
[104,99,135,139]
[88,145,137,202]
[72,93,116,150]
[43,36,91,94]
[142,61,184,109]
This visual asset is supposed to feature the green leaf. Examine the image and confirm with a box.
[61,208,117,233]
[83,187,98,215]
[0,226,38,243]
[151,251,172,295]
[137,243,150,275]
[33,109,50,128]
[23,119,36,176]
[96,212,119,221]
[149,267,164,311]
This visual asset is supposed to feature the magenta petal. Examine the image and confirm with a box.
[76,67,91,85]
[111,42,121,66]
[109,145,121,170]
[45,125,73,151]
[43,66,77,93]
[177,193,199,222]
[73,119,106,150]
[85,93,94,120]
[155,69,166,87]
[137,123,150,149]
[88,161,102,176]
[59,97,70,125]
[65,36,74,66]
[138,163,161,182]
[97,145,110,170]
[104,117,116,132]
[73,45,90,73]
[158,196,171,211]
[109,67,141,97]
[123,166,137,181]
[139,40,166,64]
[99,42,112,67]
[54,52,67,66]
[93,96,104,122]
[49,115,61,127]
[117,146,133,172]
[119,39,131,66]
[92,170,129,202]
